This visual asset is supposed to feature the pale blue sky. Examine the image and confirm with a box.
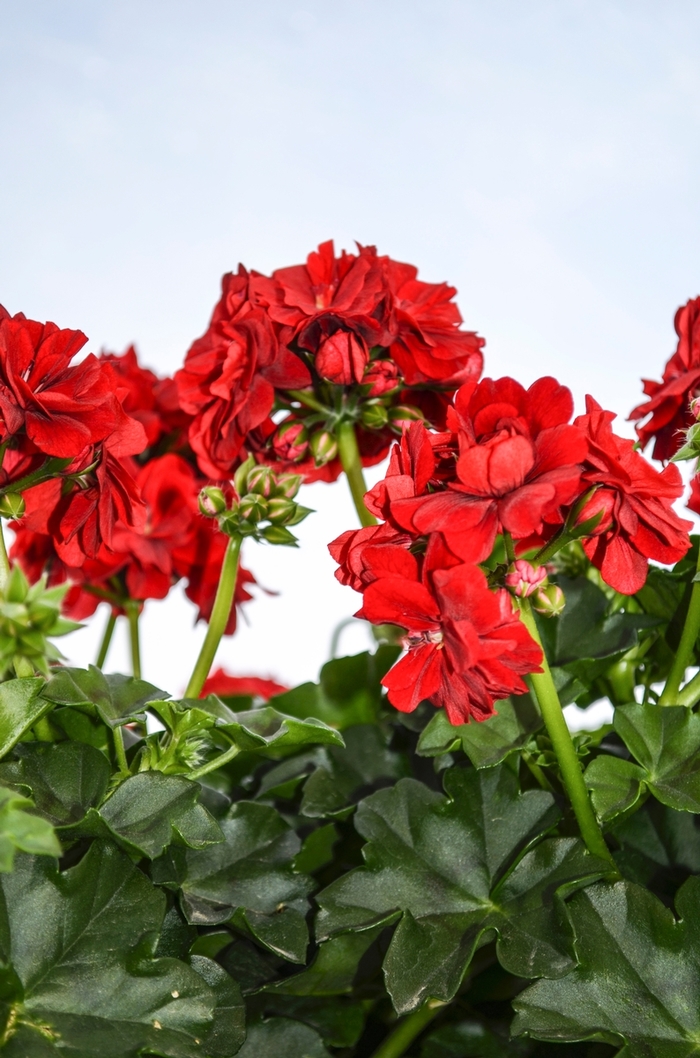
[1,1,699,691]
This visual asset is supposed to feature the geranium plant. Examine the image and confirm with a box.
[0,244,699,1058]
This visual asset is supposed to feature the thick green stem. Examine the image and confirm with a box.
[337,420,377,528]
[96,611,117,669]
[113,725,129,775]
[369,999,445,1058]
[519,600,619,874]
[677,669,700,708]
[659,545,700,704]
[126,604,141,680]
[185,535,242,699]
[188,742,241,782]
[286,388,328,414]
[0,521,10,592]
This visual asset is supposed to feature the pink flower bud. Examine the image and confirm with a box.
[532,583,566,617]
[572,488,615,537]
[362,359,401,397]
[691,396,700,420]
[272,421,309,463]
[505,560,547,598]
[315,331,368,385]
[309,430,338,467]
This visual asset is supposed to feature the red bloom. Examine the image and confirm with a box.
[574,397,692,594]
[100,347,163,447]
[630,297,700,461]
[391,377,587,561]
[200,669,288,700]
[381,257,484,386]
[0,307,137,458]
[363,359,401,397]
[176,268,310,479]
[360,563,541,724]
[689,474,700,516]
[329,522,416,592]
[365,420,440,525]
[315,330,368,385]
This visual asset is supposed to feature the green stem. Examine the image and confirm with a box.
[188,742,241,782]
[33,716,55,742]
[1,456,72,497]
[369,999,445,1058]
[286,388,328,414]
[96,611,117,669]
[0,521,9,592]
[659,545,700,704]
[337,420,377,528]
[185,535,242,699]
[113,725,129,775]
[126,604,141,680]
[519,600,619,874]
[677,669,700,708]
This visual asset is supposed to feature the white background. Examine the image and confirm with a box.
[1,2,699,702]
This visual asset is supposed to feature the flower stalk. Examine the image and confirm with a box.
[96,610,117,669]
[337,419,377,528]
[519,599,619,875]
[658,544,700,705]
[368,999,445,1058]
[125,602,142,680]
[185,534,242,699]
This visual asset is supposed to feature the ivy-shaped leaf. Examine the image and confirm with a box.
[315,766,602,1014]
[0,841,244,1057]
[513,876,700,1057]
[40,666,166,727]
[417,696,542,768]
[0,741,110,826]
[0,678,48,759]
[586,703,700,822]
[65,772,223,859]
[236,1017,330,1058]
[152,802,315,963]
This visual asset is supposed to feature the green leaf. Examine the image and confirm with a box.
[0,786,60,870]
[612,803,700,890]
[417,695,542,768]
[264,925,388,996]
[587,703,700,817]
[152,802,315,963]
[65,772,223,859]
[0,678,47,759]
[292,824,338,874]
[0,841,244,1056]
[236,1018,330,1058]
[0,741,110,825]
[513,876,700,1057]
[420,1019,531,1057]
[258,994,365,1048]
[269,647,400,729]
[316,766,564,1013]
[39,666,166,727]
[192,700,345,753]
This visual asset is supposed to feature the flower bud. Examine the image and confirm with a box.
[532,583,566,618]
[672,421,700,463]
[315,331,368,385]
[233,455,256,497]
[309,430,338,467]
[505,560,547,598]
[572,488,615,537]
[198,486,227,517]
[362,359,401,397]
[389,405,424,429]
[273,473,302,500]
[0,493,25,520]
[261,524,298,546]
[691,396,700,420]
[266,496,298,525]
[272,421,309,463]
[238,493,268,523]
[246,465,275,498]
[360,401,389,430]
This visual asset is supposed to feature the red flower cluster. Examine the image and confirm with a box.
[630,297,700,461]
[175,241,484,482]
[331,372,693,721]
[7,333,258,634]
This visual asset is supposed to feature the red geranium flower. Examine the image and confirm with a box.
[200,669,288,700]
[390,377,587,561]
[0,307,136,458]
[574,397,692,594]
[381,257,484,386]
[329,522,416,592]
[630,297,700,461]
[360,562,542,724]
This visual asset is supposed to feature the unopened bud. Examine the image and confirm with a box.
[672,421,700,463]
[246,465,275,498]
[233,455,256,497]
[273,473,302,500]
[309,431,338,466]
[198,487,227,517]
[0,493,25,520]
[362,359,401,397]
[389,405,424,428]
[262,524,298,546]
[532,583,566,618]
[273,420,309,462]
[691,396,700,420]
[360,401,389,430]
[266,496,298,525]
[571,488,614,538]
[238,493,268,523]
[505,560,547,598]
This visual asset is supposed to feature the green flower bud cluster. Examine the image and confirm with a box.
[0,565,81,680]
[199,457,313,546]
